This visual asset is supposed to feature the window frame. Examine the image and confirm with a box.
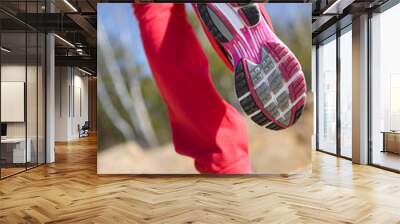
[315,23,353,160]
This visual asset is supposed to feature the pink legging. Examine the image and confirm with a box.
[133,3,251,174]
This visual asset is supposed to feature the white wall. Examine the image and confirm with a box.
[69,72,89,139]
[1,65,35,138]
[1,63,46,163]
[1,82,25,122]
[55,66,69,141]
[1,66,26,137]
[55,67,89,141]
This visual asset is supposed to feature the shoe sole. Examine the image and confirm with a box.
[196,3,306,130]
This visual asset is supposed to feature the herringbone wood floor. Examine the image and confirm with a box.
[1,135,400,224]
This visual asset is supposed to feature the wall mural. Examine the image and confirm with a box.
[97,3,312,174]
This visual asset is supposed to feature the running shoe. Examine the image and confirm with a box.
[193,3,307,130]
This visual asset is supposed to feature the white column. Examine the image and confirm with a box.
[46,33,55,163]
[45,1,55,163]
[352,14,369,164]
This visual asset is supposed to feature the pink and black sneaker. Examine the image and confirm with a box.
[194,3,307,130]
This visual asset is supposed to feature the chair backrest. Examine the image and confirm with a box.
[82,121,90,129]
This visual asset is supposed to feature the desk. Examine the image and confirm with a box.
[1,138,31,163]
[381,131,400,154]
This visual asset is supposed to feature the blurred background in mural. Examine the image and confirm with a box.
[97,3,312,174]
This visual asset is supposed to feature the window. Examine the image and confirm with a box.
[1,30,28,178]
[317,36,337,154]
[0,1,46,179]
[316,25,353,159]
[339,27,352,158]
[370,2,400,171]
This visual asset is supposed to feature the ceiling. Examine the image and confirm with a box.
[0,0,99,73]
[0,0,396,72]
[310,0,392,43]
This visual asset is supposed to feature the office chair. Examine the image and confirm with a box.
[79,121,90,138]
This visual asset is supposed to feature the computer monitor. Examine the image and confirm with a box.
[1,123,7,137]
